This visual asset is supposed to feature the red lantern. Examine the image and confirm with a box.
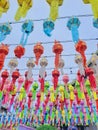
[37,92,41,108]
[33,43,44,65]
[85,67,96,90]
[52,69,60,90]
[28,91,32,109]
[14,45,25,58]
[0,70,9,91]
[0,44,9,70]
[75,40,87,68]
[53,40,63,68]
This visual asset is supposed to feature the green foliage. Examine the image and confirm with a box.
[37,125,57,130]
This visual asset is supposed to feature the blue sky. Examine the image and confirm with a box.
[0,0,98,83]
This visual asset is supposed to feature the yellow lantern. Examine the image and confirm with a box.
[93,91,97,100]
[46,0,63,21]
[50,86,55,102]
[59,85,64,101]
[83,0,98,19]
[0,0,9,17]
[69,84,75,100]
[15,0,33,21]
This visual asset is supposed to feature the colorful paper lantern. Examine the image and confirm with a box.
[14,45,25,58]
[43,20,54,36]
[0,0,9,17]
[33,42,44,65]
[15,0,33,21]
[75,40,87,68]
[58,57,65,75]
[67,17,80,43]
[46,0,63,21]
[53,40,63,69]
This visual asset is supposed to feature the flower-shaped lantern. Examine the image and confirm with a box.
[0,0,9,17]
[26,58,35,80]
[33,42,44,65]
[46,0,64,21]
[0,44,9,70]
[67,17,80,43]
[53,40,63,69]
[15,0,33,21]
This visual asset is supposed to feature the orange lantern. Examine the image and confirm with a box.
[75,40,87,68]
[14,45,25,58]
[0,44,9,70]
[52,69,60,90]
[0,70,9,91]
[53,40,63,69]
[33,42,44,65]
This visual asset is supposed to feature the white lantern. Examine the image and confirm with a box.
[26,58,35,80]
[58,57,65,75]
[75,54,85,76]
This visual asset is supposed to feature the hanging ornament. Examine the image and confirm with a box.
[0,70,9,91]
[26,58,35,80]
[75,54,85,76]
[32,82,38,100]
[83,0,98,19]
[52,69,60,90]
[17,76,24,92]
[8,58,18,79]
[39,57,48,78]
[14,20,33,58]
[0,0,9,17]
[36,92,41,109]
[53,40,63,69]
[15,0,33,21]
[85,67,97,90]
[46,0,63,21]
[9,69,20,92]
[43,20,55,37]
[67,17,80,43]
[28,91,32,110]
[59,86,64,102]
[33,42,44,65]
[58,57,65,75]
[0,44,9,70]
[75,40,87,68]
[0,23,12,42]
[62,74,69,88]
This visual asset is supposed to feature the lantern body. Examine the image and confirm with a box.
[0,0,9,16]
[14,45,25,58]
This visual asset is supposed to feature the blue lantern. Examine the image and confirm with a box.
[67,17,80,43]
[43,20,54,37]
[20,20,34,47]
[93,18,98,28]
[0,23,12,42]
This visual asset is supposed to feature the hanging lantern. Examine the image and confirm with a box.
[33,42,44,65]
[17,76,24,92]
[52,69,60,90]
[28,91,32,109]
[75,40,87,68]
[59,86,64,101]
[75,54,85,76]
[83,0,98,19]
[67,17,80,43]
[15,0,33,21]
[58,57,65,75]
[46,0,63,21]
[53,40,63,69]
[0,23,12,42]
[39,57,48,78]
[43,20,54,36]
[26,58,35,80]
[36,92,41,109]
[8,58,18,78]
[85,67,97,90]
[0,70,9,91]
[14,45,25,58]
[0,0,9,17]
[62,74,69,89]
[0,44,9,70]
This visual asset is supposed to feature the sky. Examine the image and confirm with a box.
[0,0,98,84]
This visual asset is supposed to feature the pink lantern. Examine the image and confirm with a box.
[17,76,24,92]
